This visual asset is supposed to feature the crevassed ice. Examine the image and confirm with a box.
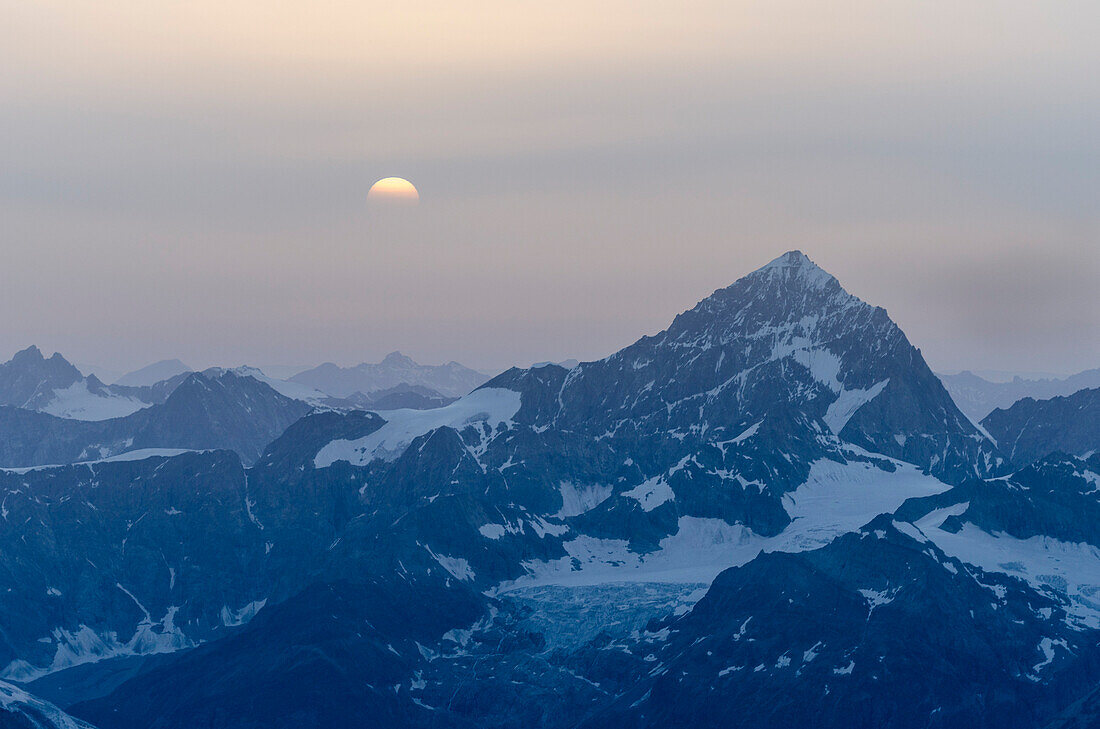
[502,458,948,590]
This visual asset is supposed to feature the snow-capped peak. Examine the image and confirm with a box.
[755,250,837,290]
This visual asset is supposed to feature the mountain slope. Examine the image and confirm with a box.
[0,450,268,683]
[303,251,1001,590]
[580,515,1100,729]
[114,359,192,387]
[0,370,312,467]
[0,681,96,729]
[0,346,151,421]
[981,388,1100,468]
[71,578,488,729]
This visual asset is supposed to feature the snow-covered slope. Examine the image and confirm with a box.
[0,346,152,421]
[315,387,521,467]
[0,681,96,729]
[38,380,150,420]
[302,250,1002,594]
[217,366,339,409]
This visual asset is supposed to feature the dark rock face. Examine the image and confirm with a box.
[123,370,313,464]
[0,346,84,410]
[897,453,1100,547]
[982,388,1100,468]
[0,451,268,681]
[580,517,1100,729]
[72,578,489,729]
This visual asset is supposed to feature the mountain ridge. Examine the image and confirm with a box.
[291,351,490,399]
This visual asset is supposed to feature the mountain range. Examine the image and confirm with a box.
[0,369,311,467]
[290,351,490,399]
[0,251,1096,728]
[0,346,163,421]
[938,368,1100,422]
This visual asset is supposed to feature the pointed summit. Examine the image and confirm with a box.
[10,345,45,363]
[763,249,813,268]
[487,248,997,486]
[751,250,839,291]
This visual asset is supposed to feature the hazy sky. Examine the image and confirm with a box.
[2,1,1097,377]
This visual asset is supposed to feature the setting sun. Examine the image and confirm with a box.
[367,177,419,205]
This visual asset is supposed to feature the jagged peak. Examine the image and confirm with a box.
[683,250,858,329]
[10,345,45,362]
[7,346,80,374]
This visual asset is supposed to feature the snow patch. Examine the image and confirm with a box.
[1,606,192,682]
[622,477,675,512]
[824,380,889,434]
[1,449,197,474]
[40,381,150,421]
[555,482,613,518]
[221,599,267,627]
[427,549,475,582]
[314,388,521,467]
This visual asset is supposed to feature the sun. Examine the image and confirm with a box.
[368,177,419,205]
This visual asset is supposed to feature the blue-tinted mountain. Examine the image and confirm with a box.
[0,411,384,692]
[0,451,267,683]
[0,680,95,729]
[981,388,1100,468]
[6,251,1098,728]
[940,368,1100,422]
[0,369,311,467]
[113,359,193,387]
[579,515,1100,729]
[0,346,156,421]
[71,577,489,729]
[897,452,1100,548]
[290,351,490,399]
[348,383,456,410]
